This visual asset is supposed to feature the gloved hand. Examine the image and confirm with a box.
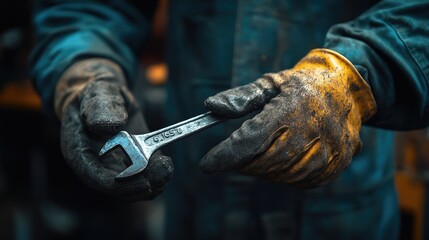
[54,58,173,199]
[201,49,377,187]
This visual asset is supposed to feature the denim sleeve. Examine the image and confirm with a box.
[30,0,156,114]
[324,0,429,130]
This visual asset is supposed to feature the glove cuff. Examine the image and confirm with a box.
[295,48,377,123]
[54,58,126,119]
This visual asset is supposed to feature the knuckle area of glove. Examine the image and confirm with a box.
[80,81,122,99]
[243,85,358,185]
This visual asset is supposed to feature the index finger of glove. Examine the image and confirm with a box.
[79,81,128,136]
[61,102,173,199]
[204,76,279,118]
[200,98,288,173]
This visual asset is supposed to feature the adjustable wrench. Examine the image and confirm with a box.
[99,112,224,179]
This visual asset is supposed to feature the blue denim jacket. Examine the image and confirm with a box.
[31,0,429,239]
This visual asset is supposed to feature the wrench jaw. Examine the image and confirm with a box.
[99,131,149,180]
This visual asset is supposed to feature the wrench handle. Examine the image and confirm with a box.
[137,112,225,150]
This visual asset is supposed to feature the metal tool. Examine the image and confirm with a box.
[99,112,224,179]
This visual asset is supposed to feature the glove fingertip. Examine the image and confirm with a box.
[204,95,244,118]
[200,149,231,174]
[79,81,130,136]
[204,95,225,111]
[144,155,174,187]
[199,155,218,174]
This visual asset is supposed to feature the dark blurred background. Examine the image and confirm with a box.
[0,1,429,240]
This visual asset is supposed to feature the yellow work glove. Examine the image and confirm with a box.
[201,49,377,187]
[55,59,173,200]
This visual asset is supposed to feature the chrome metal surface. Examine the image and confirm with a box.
[99,112,224,179]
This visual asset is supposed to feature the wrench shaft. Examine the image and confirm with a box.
[100,112,226,179]
[136,112,224,151]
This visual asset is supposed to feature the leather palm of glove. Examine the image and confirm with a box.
[55,58,173,200]
[201,49,377,187]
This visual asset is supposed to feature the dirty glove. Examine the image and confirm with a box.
[201,49,377,187]
[54,59,173,199]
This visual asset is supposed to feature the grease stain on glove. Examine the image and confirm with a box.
[201,49,376,188]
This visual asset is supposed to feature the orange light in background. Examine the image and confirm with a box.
[395,131,429,240]
[146,63,168,86]
[0,80,41,110]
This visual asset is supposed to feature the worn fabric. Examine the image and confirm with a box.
[30,0,429,239]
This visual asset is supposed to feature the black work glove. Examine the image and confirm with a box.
[201,49,377,187]
[54,59,173,200]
